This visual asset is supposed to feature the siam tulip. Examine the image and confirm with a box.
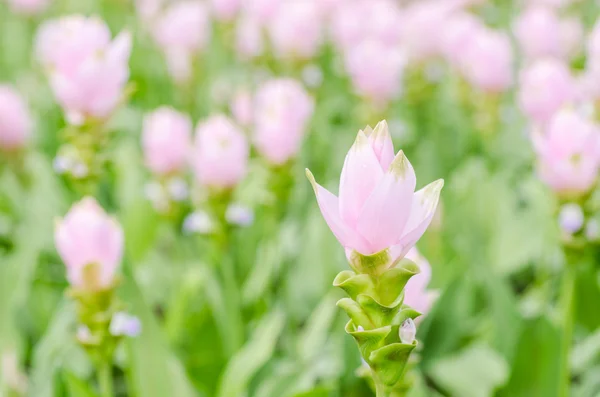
[235,14,264,60]
[307,121,443,272]
[532,108,600,197]
[35,16,132,126]
[241,0,279,23]
[152,1,211,83]
[0,85,32,152]
[514,6,563,60]
[344,39,405,108]
[7,0,51,14]
[55,197,123,291]
[518,59,576,125]
[210,0,240,21]
[307,120,443,396]
[230,89,253,128]
[142,107,192,176]
[440,13,484,68]
[460,28,513,93]
[253,78,314,165]
[191,115,249,189]
[266,0,323,61]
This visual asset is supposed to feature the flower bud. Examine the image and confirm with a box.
[514,6,562,60]
[54,197,123,291]
[0,85,31,151]
[109,312,142,337]
[518,59,575,124]
[192,115,249,188]
[399,318,416,344]
[440,13,484,68]
[35,16,132,125]
[226,203,254,227]
[558,203,584,234]
[183,210,214,234]
[253,79,313,165]
[142,107,192,176]
[230,89,253,127]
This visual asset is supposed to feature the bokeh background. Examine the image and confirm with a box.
[2,0,600,396]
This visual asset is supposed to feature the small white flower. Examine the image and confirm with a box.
[399,318,416,344]
[71,161,89,179]
[183,210,214,234]
[76,325,93,344]
[302,64,323,88]
[226,203,254,227]
[167,177,189,202]
[559,203,584,234]
[53,155,73,174]
[109,312,142,337]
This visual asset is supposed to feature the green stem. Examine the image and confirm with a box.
[559,259,576,397]
[373,371,391,397]
[98,361,114,397]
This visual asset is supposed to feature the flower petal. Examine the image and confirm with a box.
[396,179,444,257]
[306,169,370,252]
[338,130,384,227]
[368,120,395,170]
[356,151,416,253]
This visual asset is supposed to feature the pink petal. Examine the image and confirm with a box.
[367,120,395,170]
[356,151,416,253]
[338,131,384,227]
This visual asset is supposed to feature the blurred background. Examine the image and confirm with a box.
[2,0,600,396]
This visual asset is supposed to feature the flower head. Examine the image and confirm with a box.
[0,85,32,151]
[307,121,443,272]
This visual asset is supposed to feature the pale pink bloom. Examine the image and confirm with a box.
[142,107,192,175]
[440,13,484,67]
[241,0,279,23]
[267,0,323,60]
[35,16,131,124]
[344,39,405,104]
[461,29,513,93]
[7,0,51,14]
[532,108,600,196]
[0,85,32,151]
[577,67,600,102]
[135,0,163,21]
[235,14,264,60]
[253,79,314,165]
[210,0,240,21]
[55,197,123,290]
[230,89,253,127]
[514,7,562,60]
[307,121,444,268]
[404,248,438,317]
[559,17,583,60]
[518,59,576,124]
[587,20,600,70]
[192,115,249,188]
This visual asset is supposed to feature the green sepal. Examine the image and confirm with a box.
[357,294,400,328]
[376,259,420,306]
[345,320,392,364]
[369,342,417,387]
[392,306,422,327]
[347,249,392,275]
[336,298,374,328]
[333,271,375,300]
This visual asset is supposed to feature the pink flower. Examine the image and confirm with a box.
[0,85,31,151]
[460,28,513,93]
[400,1,454,62]
[142,107,192,175]
[235,14,264,60]
[307,121,443,270]
[253,79,314,165]
[230,89,253,127]
[241,0,279,23]
[191,115,249,189]
[267,0,323,61]
[210,0,240,21]
[588,20,600,70]
[518,59,576,124]
[514,7,562,60]
[344,39,405,104]
[55,197,123,291]
[404,248,438,317]
[559,18,583,60]
[7,0,51,14]
[35,16,131,125]
[533,108,600,196]
[440,13,484,67]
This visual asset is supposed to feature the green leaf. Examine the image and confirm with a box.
[428,343,509,397]
[297,293,338,360]
[369,342,416,387]
[216,309,286,397]
[63,372,99,397]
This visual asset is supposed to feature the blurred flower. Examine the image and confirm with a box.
[142,107,192,176]
[400,1,454,62]
[55,197,123,291]
[253,78,313,165]
[267,0,323,61]
[76,325,94,344]
[301,64,324,89]
[532,108,600,196]
[226,203,254,227]
[558,203,584,234]
[210,0,240,21]
[307,121,444,268]
[134,0,163,21]
[588,19,600,70]
[518,59,575,124]
[514,6,562,60]
[559,17,584,60]
[230,89,253,127]
[144,181,169,212]
[404,247,438,317]
[152,1,211,83]
[399,318,416,344]
[344,39,404,106]
[241,0,279,23]
[586,219,599,240]
[183,210,214,234]
[167,177,190,201]
[235,14,264,60]
[192,115,249,189]
[440,13,484,67]
[0,85,31,151]
[460,28,513,93]
[35,16,131,125]
[7,0,51,15]
[109,312,142,337]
